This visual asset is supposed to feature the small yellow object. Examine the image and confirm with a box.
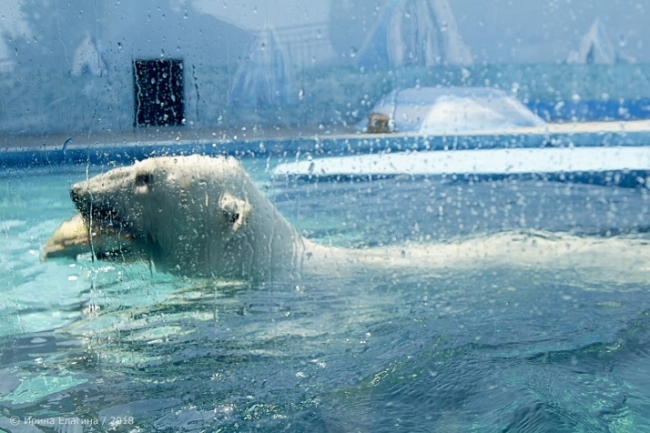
[43,214,133,260]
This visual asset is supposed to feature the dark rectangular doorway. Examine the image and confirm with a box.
[133,59,184,127]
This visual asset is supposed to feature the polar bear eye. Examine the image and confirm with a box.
[135,173,153,187]
[222,210,239,224]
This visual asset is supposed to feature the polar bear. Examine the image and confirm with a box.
[44,154,650,284]
[57,155,343,281]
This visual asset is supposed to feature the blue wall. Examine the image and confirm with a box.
[527,99,650,122]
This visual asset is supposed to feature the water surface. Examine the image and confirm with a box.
[1,161,649,431]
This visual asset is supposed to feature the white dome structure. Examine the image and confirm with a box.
[360,87,543,134]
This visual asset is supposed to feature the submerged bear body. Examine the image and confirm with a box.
[46,154,650,286]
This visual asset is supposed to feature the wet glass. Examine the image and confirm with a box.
[1,1,650,431]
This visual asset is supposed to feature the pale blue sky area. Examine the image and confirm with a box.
[0,0,648,69]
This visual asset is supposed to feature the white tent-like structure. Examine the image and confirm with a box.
[567,19,616,65]
[357,0,472,69]
[71,33,107,76]
[0,0,31,73]
[0,39,15,73]
[229,27,296,107]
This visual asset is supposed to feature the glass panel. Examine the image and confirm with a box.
[2,1,650,431]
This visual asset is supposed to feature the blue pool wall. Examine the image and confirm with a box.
[527,99,650,122]
[3,129,650,189]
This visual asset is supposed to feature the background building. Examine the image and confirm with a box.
[0,0,649,134]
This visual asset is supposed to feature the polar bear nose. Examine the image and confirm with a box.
[70,182,97,215]
[70,182,81,201]
[70,183,91,214]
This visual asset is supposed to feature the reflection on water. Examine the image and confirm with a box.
[1,165,650,431]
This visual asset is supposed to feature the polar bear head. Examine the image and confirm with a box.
[69,155,297,279]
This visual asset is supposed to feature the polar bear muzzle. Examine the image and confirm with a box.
[70,183,125,229]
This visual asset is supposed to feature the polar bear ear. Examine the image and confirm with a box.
[219,192,251,232]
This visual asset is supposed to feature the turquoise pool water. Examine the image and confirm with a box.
[1,157,650,431]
